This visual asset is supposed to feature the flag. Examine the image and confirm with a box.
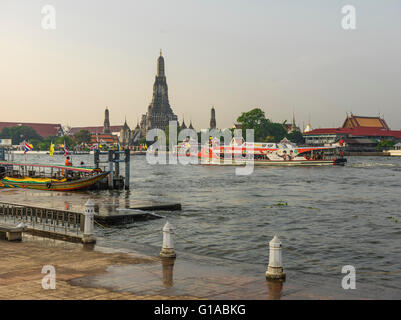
[63,140,69,157]
[24,141,33,154]
[49,142,55,156]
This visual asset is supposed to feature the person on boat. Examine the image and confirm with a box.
[289,150,294,161]
[65,156,72,167]
[62,156,72,177]
[282,150,287,161]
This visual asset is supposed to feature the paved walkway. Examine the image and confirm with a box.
[0,236,196,300]
[1,236,400,300]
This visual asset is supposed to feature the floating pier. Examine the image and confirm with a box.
[93,149,130,190]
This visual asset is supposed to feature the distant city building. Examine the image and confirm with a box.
[210,106,216,129]
[304,113,401,151]
[0,122,64,138]
[90,133,119,146]
[70,107,122,147]
[139,51,178,138]
[69,125,123,135]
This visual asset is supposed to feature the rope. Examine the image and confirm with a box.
[94,220,108,229]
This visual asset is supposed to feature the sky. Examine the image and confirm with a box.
[1,0,400,130]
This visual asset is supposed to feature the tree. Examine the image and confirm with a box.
[55,135,75,149]
[73,130,91,145]
[236,108,287,142]
[286,130,305,144]
[377,140,395,150]
[0,126,42,144]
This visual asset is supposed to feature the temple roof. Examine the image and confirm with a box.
[342,114,389,130]
[0,122,63,138]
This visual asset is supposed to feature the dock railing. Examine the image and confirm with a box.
[0,201,83,240]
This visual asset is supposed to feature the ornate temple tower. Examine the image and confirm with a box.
[210,106,216,129]
[119,117,131,147]
[140,51,178,137]
[103,107,111,133]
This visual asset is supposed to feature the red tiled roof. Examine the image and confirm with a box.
[90,133,118,144]
[0,122,63,138]
[70,126,123,135]
[304,127,401,138]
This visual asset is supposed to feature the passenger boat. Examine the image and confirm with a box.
[0,161,109,191]
[197,138,347,166]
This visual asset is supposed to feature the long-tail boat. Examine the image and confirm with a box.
[0,161,109,191]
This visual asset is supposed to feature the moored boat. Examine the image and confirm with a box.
[0,161,109,191]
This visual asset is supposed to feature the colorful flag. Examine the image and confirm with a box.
[24,141,33,154]
[63,140,69,157]
[49,142,55,156]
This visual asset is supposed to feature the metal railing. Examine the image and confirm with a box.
[0,201,83,236]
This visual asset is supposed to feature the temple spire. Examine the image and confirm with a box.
[157,49,165,76]
[210,106,216,129]
[103,106,111,133]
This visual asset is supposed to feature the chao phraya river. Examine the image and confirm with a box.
[5,153,401,294]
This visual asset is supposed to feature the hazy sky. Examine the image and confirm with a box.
[1,0,400,130]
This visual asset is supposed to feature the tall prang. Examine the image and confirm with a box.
[104,107,111,133]
[210,106,216,129]
[140,51,178,137]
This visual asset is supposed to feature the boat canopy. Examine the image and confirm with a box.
[0,161,97,173]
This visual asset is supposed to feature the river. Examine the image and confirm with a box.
[8,153,401,292]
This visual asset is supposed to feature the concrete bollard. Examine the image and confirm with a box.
[160,221,176,258]
[265,235,286,280]
[82,199,96,244]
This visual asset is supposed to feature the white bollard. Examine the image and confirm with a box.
[265,235,286,280]
[160,221,176,258]
[82,199,96,244]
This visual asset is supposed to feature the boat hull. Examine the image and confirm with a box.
[200,159,336,166]
[0,172,109,191]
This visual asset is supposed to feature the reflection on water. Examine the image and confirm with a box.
[161,258,175,288]
[10,154,401,291]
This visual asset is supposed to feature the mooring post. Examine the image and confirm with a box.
[124,149,130,190]
[108,150,114,189]
[82,199,96,244]
[94,149,100,169]
[160,221,176,258]
[114,151,120,177]
[265,235,286,281]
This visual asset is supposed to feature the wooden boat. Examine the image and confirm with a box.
[0,161,109,191]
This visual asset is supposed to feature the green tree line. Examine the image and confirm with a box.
[0,126,92,151]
